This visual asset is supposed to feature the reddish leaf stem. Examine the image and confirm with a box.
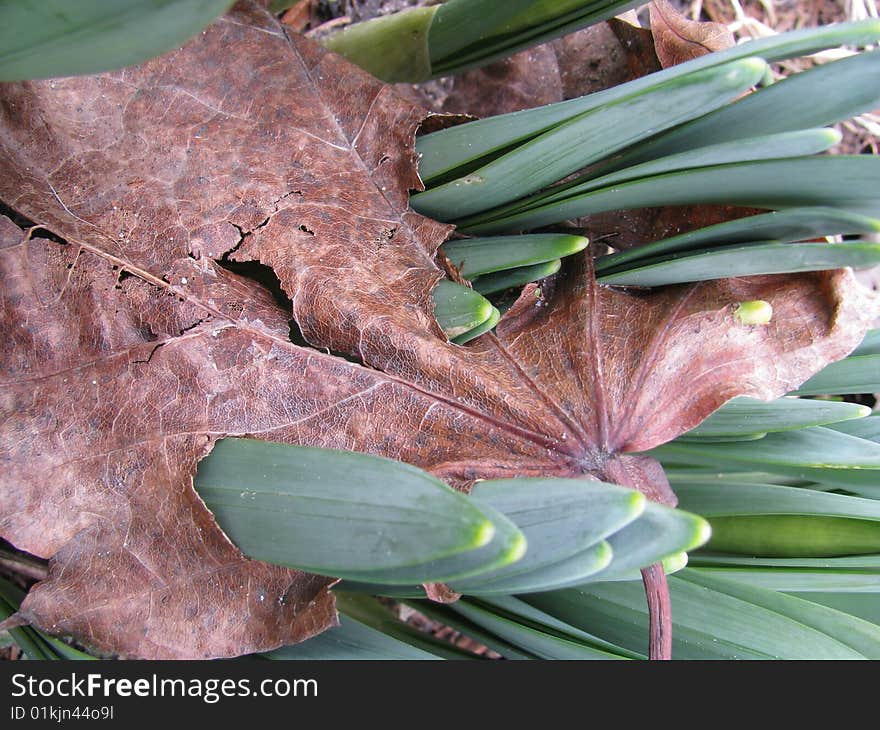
[641,562,672,660]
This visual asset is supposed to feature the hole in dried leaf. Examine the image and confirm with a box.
[214,257,311,348]
[0,202,68,246]
[214,259,292,313]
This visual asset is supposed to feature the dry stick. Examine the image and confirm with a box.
[641,563,672,660]
[0,554,48,582]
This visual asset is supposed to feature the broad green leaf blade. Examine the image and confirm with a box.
[791,354,880,395]
[662,551,690,575]
[827,415,880,443]
[434,0,639,77]
[528,570,880,659]
[597,242,880,287]
[584,501,711,582]
[471,543,691,593]
[463,156,880,233]
[455,541,613,595]
[682,396,871,439]
[451,478,645,589]
[664,468,813,485]
[332,582,427,598]
[689,567,880,594]
[264,598,450,660]
[442,234,588,278]
[427,0,546,63]
[432,280,495,338]
[411,59,767,219]
[854,328,880,356]
[473,260,561,295]
[675,433,769,444]
[596,208,880,274]
[322,6,438,83]
[416,20,880,182]
[653,427,880,494]
[675,480,880,520]
[682,570,880,658]
[577,550,694,584]
[789,592,880,624]
[336,501,526,584]
[513,128,841,216]
[706,515,880,556]
[333,594,476,660]
[608,48,880,171]
[691,554,880,569]
[428,0,643,76]
[194,439,497,583]
[449,597,634,659]
[264,617,440,659]
[405,600,538,660]
[0,0,235,81]
[452,306,500,344]
[665,469,813,487]
[473,595,642,658]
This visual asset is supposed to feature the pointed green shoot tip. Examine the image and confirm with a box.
[690,515,713,552]
[662,551,689,575]
[473,517,497,549]
[506,531,529,566]
[733,57,770,84]
[735,300,773,326]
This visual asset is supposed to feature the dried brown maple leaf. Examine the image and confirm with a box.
[650,0,736,68]
[0,1,873,659]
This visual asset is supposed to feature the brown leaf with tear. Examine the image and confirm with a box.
[650,0,736,68]
[0,1,873,658]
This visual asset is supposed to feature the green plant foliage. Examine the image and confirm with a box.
[595,208,880,274]
[459,156,880,233]
[675,481,880,556]
[287,17,880,658]
[194,438,502,583]
[526,569,880,659]
[653,427,880,495]
[0,577,95,660]
[443,234,588,278]
[432,280,496,339]
[0,0,235,81]
[792,354,880,395]
[412,59,767,220]
[318,0,643,83]
[195,441,711,593]
[597,241,880,287]
[265,617,441,660]
[265,594,471,660]
[586,501,711,582]
[449,478,645,594]
[681,397,870,441]
[827,415,880,442]
[415,21,880,183]
[446,596,636,659]
[604,48,880,172]
[472,260,561,296]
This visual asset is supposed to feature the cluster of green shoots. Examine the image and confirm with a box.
[423,22,880,342]
[318,0,645,82]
